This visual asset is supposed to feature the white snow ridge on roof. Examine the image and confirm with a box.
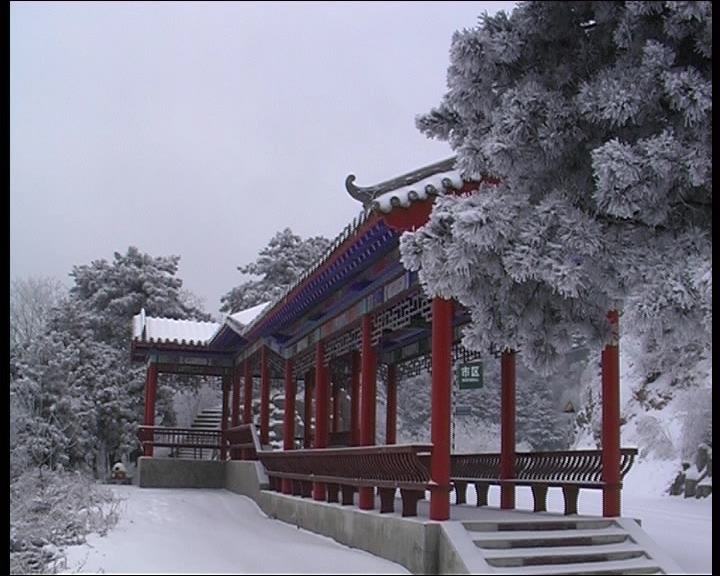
[372,169,465,213]
[132,309,220,346]
[229,301,271,327]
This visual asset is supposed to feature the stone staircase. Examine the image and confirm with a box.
[461,516,679,574]
[175,406,224,460]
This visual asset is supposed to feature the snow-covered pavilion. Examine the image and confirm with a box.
[130,157,626,521]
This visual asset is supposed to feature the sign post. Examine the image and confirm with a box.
[457,362,483,390]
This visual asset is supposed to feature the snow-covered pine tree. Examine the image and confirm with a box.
[220,228,331,314]
[10,247,212,479]
[401,1,711,386]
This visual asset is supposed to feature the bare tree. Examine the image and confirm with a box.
[10,276,66,349]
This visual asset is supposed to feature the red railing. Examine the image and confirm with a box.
[137,426,222,460]
[442,448,638,515]
[226,424,261,460]
[257,443,433,516]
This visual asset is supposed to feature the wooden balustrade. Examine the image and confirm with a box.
[447,448,638,515]
[258,444,433,516]
[137,426,222,460]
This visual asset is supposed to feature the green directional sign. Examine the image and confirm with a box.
[457,362,483,389]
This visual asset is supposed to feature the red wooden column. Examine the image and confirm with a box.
[602,309,621,517]
[385,364,397,445]
[313,341,330,501]
[500,349,517,509]
[349,350,361,446]
[260,347,270,447]
[242,358,254,459]
[282,358,296,494]
[359,314,377,510]
[303,369,314,448]
[220,374,231,461]
[143,361,158,457]
[430,297,453,521]
[231,366,241,427]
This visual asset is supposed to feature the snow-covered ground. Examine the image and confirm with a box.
[58,458,710,575]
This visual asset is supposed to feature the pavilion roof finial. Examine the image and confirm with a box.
[345,156,457,208]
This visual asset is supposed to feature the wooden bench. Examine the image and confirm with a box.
[446,448,638,515]
[257,444,433,517]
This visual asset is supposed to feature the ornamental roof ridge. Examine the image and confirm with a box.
[345,156,457,207]
[238,205,373,337]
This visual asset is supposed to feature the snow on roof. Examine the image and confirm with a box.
[132,308,220,346]
[371,169,465,213]
[229,301,271,327]
[131,160,469,350]
[240,162,468,337]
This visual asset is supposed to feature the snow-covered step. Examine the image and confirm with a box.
[484,556,663,575]
[481,540,647,567]
[463,517,615,532]
[471,526,630,548]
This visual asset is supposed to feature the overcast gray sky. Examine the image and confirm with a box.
[10,0,518,318]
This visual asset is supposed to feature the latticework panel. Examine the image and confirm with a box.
[324,326,361,362]
[293,348,316,378]
[370,292,431,346]
[396,355,432,380]
[393,344,483,380]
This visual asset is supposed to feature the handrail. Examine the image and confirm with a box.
[257,443,433,516]
[258,443,433,483]
[137,425,223,460]
[446,448,638,482]
[226,423,261,460]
